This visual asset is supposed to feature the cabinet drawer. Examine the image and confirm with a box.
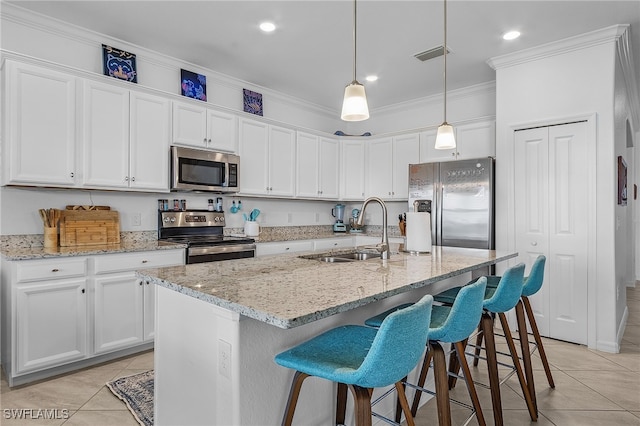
[94,249,184,274]
[16,258,88,283]
[314,238,354,251]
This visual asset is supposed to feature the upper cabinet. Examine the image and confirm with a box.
[365,133,420,200]
[340,139,366,200]
[239,118,295,197]
[172,101,237,153]
[420,120,495,163]
[296,132,339,199]
[3,61,78,186]
[392,133,421,199]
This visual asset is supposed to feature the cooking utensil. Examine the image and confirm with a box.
[249,209,260,221]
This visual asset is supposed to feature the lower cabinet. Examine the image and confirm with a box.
[0,248,184,386]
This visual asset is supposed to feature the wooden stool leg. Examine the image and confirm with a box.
[498,312,537,421]
[447,339,467,390]
[523,295,555,388]
[349,385,373,426]
[430,341,452,426]
[473,322,483,367]
[481,312,503,426]
[282,371,309,426]
[411,346,434,416]
[396,381,416,426]
[394,376,408,424]
[515,301,537,413]
[454,341,486,426]
[336,382,347,425]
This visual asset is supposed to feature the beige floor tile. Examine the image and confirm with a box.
[543,342,629,371]
[79,386,128,411]
[565,369,640,411]
[632,411,640,419]
[0,409,75,426]
[541,409,640,426]
[121,350,154,371]
[63,410,140,426]
[622,325,640,345]
[597,343,640,371]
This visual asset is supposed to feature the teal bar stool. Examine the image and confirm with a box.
[435,263,537,425]
[274,295,433,426]
[364,277,488,426]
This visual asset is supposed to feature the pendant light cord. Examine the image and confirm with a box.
[352,0,357,83]
[443,0,448,123]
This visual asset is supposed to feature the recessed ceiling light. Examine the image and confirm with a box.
[503,30,521,41]
[259,22,276,33]
[365,75,378,82]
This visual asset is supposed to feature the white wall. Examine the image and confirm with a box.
[490,25,634,351]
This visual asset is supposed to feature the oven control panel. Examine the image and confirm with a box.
[160,210,225,228]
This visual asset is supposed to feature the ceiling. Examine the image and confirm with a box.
[5,1,640,113]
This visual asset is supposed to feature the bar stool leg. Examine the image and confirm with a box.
[515,301,537,412]
[395,382,416,426]
[430,341,452,426]
[454,341,486,426]
[473,323,483,367]
[523,295,555,388]
[336,383,347,425]
[481,312,503,426]
[349,385,373,426]
[497,312,537,421]
[282,371,310,426]
[410,346,434,416]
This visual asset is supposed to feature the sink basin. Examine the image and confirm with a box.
[301,250,382,263]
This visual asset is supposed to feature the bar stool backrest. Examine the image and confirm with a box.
[483,263,525,313]
[354,295,433,388]
[522,255,546,297]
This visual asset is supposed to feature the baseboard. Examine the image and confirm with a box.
[597,306,630,354]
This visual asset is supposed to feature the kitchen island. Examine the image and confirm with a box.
[138,245,517,426]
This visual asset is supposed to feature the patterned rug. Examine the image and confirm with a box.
[106,370,154,426]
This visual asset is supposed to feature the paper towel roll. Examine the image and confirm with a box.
[405,212,432,253]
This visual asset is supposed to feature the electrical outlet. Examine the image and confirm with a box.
[218,339,231,379]
[131,213,141,227]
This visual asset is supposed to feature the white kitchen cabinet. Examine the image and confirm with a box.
[239,118,295,197]
[0,248,184,386]
[83,83,170,191]
[3,60,78,186]
[296,133,340,199]
[340,139,367,200]
[366,137,394,198]
[392,133,421,199]
[313,237,354,251]
[420,120,495,162]
[255,240,314,257]
[172,101,237,152]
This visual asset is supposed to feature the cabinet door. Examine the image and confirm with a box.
[455,120,495,160]
[420,129,454,163]
[238,118,269,195]
[207,109,237,153]
[296,132,320,198]
[94,273,144,354]
[5,61,77,186]
[256,240,314,256]
[172,101,208,148]
[16,279,88,373]
[129,91,170,191]
[268,125,296,196]
[83,81,130,188]
[318,137,340,199]
[392,133,420,199]
[341,140,366,200]
[367,137,393,198]
[143,280,156,341]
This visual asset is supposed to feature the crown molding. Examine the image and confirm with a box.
[616,27,640,131]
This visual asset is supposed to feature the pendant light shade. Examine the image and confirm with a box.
[341,0,369,122]
[341,81,369,121]
[434,0,456,150]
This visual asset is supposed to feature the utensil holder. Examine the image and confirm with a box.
[44,227,58,248]
[244,221,260,237]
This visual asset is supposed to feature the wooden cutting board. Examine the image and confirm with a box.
[59,210,120,246]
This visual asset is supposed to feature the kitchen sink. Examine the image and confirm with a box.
[300,250,382,263]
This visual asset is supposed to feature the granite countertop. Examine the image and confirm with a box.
[138,245,517,329]
[1,240,186,261]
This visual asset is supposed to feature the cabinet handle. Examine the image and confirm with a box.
[208,139,212,144]
[131,177,135,182]
[51,268,59,272]
[81,289,85,294]
[203,138,207,144]
[452,152,456,156]
[125,176,129,181]
[285,247,290,251]
[145,281,150,285]
[70,172,75,178]
[141,260,148,263]
[531,242,537,246]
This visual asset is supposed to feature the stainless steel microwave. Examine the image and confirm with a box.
[171,146,240,193]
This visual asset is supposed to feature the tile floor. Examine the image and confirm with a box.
[1,287,638,425]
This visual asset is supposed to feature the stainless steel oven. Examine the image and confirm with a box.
[158,210,255,264]
[171,146,240,193]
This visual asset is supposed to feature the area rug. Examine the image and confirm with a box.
[106,370,154,426]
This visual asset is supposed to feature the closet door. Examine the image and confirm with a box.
[514,122,588,344]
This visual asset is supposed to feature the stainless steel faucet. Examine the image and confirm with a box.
[356,197,390,260]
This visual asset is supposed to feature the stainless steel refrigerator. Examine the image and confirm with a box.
[408,157,495,250]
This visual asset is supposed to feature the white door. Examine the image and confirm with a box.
[514,122,589,344]
[341,140,366,200]
[318,137,340,199]
[238,118,269,195]
[130,91,170,191]
[172,101,208,148]
[296,132,320,198]
[367,137,393,198]
[83,81,130,188]
[207,109,237,152]
[16,279,88,373]
[94,274,144,354]
[5,61,77,186]
[392,133,420,199]
[268,125,296,196]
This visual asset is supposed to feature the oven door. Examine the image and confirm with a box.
[171,146,239,192]
[187,243,255,264]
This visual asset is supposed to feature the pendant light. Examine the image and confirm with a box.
[434,0,456,149]
[341,0,369,121]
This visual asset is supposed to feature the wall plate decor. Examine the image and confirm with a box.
[181,69,207,101]
[102,44,137,83]
[243,89,263,116]
[618,155,627,206]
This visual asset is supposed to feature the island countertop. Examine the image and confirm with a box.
[138,245,517,329]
